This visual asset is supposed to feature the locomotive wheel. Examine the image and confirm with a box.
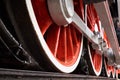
[104,59,113,77]
[103,58,115,78]
[117,69,120,79]
[86,4,102,76]
[87,45,102,76]
[116,70,119,79]
[102,30,116,77]
[103,32,111,77]
[5,0,84,73]
[104,60,117,78]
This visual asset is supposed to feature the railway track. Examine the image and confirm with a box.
[0,68,117,80]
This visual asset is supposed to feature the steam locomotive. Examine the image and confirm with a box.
[0,0,120,78]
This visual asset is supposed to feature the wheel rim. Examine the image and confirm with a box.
[102,29,116,77]
[103,30,111,77]
[105,64,115,78]
[117,69,120,78]
[116,69,118,79]
[104,58,112,77]
[25,0,83,73]
[111,67,116,78]
[87,4,102,76]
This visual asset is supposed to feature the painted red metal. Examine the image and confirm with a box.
[31,0,83,66]
[87,4,102,74]
[103,30,115,77]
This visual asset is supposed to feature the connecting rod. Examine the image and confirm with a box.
[47,0,116,66]
[94,1,120,66]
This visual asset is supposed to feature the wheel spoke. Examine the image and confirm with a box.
[31,0,52,35]
[103,30,113,77]
[74,0,84,20]
[92,51,102,72]
[56,27,67,62]
[29,0,83,73]
[66,26,74,60]
[45,24,60,57]
[71,27,80,55]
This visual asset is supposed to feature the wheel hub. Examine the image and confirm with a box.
[63,0,74,17]
[47,0,74,26]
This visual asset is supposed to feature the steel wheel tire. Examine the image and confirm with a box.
[5,0,84,73]
[87,4,102,76]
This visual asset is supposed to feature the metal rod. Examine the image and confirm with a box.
[94,1,120,65]
[72,12,99,45]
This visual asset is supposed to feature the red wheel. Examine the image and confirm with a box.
[105,64,115,78]
[103,30,112,77]
[115,70,119,79]
[24,0,84,73]
[102,29,116,77]
[111,67,116,78]
[87,4,102,76]
[104,60,115,77]
[117,69,120,78]
[5,0,84,73]
[104,64,112,77]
